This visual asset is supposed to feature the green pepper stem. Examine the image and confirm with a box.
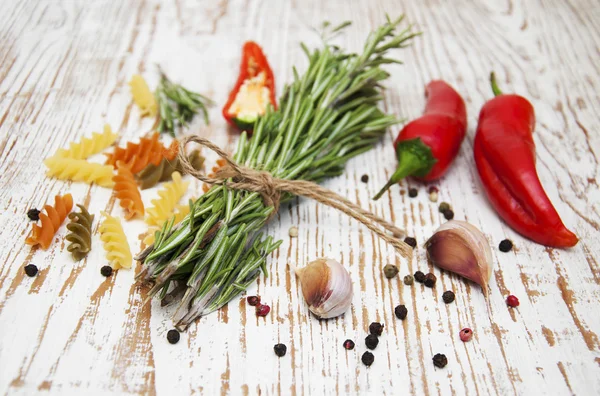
[373,138,437,201]
[490,72,503,97]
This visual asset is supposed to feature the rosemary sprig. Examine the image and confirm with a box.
[156,69,214,136]
[137,16,419,329]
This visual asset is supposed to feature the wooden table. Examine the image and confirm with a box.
[1,0,599,394]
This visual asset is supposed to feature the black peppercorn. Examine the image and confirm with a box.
[403,275,414,285]
[383,264,399,279]
[414,271,426,283]
[442,291,455,304]
[100,266,113,277]
[369,322,384,336]
[403,237,417,248]
[432,353,448,368]
[247,295,261,306]
[365,334,379,350]
[408,188,418,198]
[274,343,287,357]
[438,202,451,213]
[394,304,408,320]
[424,273,437,288]
[167,329,180,344]
[27,208,41,221]
[361,351,375,366]
[343,339,355,350]
[24,264,38,277]
[499,239,513,252]
[361,174,369,183]
[443,209,454,220]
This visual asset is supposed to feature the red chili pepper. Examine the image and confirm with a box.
[373,81,467,200]
[222,41,277,131]
[473,73,578,247]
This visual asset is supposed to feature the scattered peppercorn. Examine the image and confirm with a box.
[167,329,180,344]
[369,322,384,336]
[459,328,473,342]
[27,208,41,221]
[414,271,426,283]
[428,186,439,194]
[403,236,417,248]
[247,295,261,306]
[256,304,271,316]
[403,275,414,285]
[438,202,451,213]
[383,264,399,279]
[289,226,298,237]
[394,304,408,320]
[100,266,113,277]
[429,191,439,202]
[365,334,379,350]
[424,273,437,288]
[442,290,455,304]
[432,353,448,368]
[24,264,38,277]
[361,174,369,183]
[506,295,520,307]
[361,351,375,366]
[408,188,418,198]
[443,209,454,220]
[273,343,287,357]
[499,239,513,252]
[343,339,355,350]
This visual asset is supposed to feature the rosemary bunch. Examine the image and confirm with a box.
[137,16,418,329]
[156,70,214,136]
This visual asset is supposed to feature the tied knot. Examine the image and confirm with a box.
[176,135,412,259]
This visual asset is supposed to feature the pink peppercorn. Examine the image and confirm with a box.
[459,328,473,342]
[256,304,271,317]
[506,295,520,307]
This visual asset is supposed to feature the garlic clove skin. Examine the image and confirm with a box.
[425,220,493,295]
[295,258,353,319]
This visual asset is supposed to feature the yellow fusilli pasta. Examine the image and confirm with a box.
[44,157,115,187]
[145,172,189,227]
[143,203,191,245]
[98,211,132,270]
[54,124,118,160]
[129,74,157,117]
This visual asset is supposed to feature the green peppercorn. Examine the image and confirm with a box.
[395,304,408,320]
[383,264,399,279]
[362,351,375,366]
[403,275,414,285]
[439,202,451,213]
[414,271,426,283]
[442,290,455,304]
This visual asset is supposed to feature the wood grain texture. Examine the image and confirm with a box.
[1,0,599,394]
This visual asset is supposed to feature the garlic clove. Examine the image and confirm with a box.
[425,220,493,295]
[295,258,353,319]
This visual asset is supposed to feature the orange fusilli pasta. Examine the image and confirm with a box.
[105,133,169,174]
[113,163,145,220]
[25,194,74,249]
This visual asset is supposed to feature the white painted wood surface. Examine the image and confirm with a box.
[1,0,599,394]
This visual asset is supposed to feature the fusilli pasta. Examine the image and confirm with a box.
[129,74,157,117]
[143,203,190,245]
[65,204,94,261]
[44,157,115,187]
[145,171,189,227]
[136,149,204,190]
[203,158,227,192]
[105,133,171,174]
[25,193,73,249]
[53,124,117,160]
[99,211,132,269]
[113,163,145,220]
